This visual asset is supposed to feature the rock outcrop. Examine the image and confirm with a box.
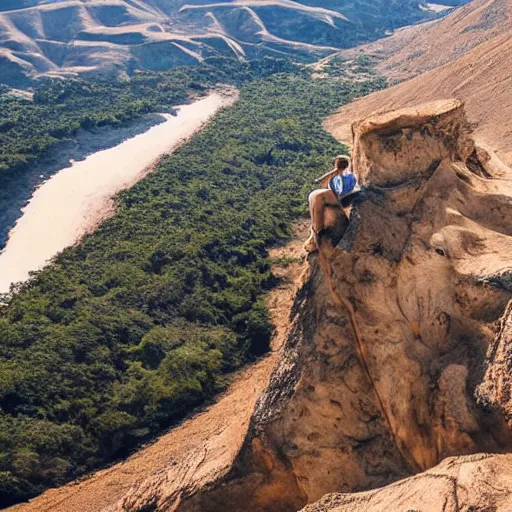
[477,302,512,426]
[301,453,512,512]
[164,99,512,511]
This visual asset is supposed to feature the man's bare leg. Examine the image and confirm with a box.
[305,189,340,252]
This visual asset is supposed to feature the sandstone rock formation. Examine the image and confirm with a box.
[165,99,512,511]
[301,453,512,512]
[477,302,512,426]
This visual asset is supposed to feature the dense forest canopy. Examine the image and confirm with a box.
[0,65,385,505]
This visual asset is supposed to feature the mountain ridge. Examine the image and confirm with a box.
[0,0,462,86]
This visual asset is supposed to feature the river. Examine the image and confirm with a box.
[0,90,237,295]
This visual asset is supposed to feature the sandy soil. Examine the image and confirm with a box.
[0,112,168,250]
[332,0,510,82]
[0,89,237,295]
[8,221,310,512]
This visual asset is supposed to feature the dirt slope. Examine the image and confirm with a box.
[8,223,309,512]
[324,0,512,166]
[336,0,509,82]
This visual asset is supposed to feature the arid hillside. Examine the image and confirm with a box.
[160,99,512,512]
[324,0,512,166]
[0,0,455,86]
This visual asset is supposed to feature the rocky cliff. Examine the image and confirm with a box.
[109,99,512,511]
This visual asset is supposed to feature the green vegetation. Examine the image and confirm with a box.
[0,57,301,250]
[0,71,196,180]
[0,70,385,505]
[0,57,299,186]
[353,54,377,75]
[0,58,299,250]
[270,256,302,268]
[320,53,383,79]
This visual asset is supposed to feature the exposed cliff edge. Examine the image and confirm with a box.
[143,99,512,512]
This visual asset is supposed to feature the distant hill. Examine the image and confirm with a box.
[324,0,512,167]
[0,0,459,86]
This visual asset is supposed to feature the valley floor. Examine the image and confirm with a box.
[0,89,237,294]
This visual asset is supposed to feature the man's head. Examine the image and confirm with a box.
[334,154,351,173]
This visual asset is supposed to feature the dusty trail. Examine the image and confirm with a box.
[9,222,310,512]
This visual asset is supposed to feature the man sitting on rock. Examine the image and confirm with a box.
[305,155,360,252]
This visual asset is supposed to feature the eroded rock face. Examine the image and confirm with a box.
[477,303,512,425]
[301,453,512,512]
[124,100,512,511]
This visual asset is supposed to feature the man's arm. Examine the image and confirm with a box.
[314,169,337,186]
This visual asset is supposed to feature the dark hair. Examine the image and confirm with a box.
[334,155,351,172]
